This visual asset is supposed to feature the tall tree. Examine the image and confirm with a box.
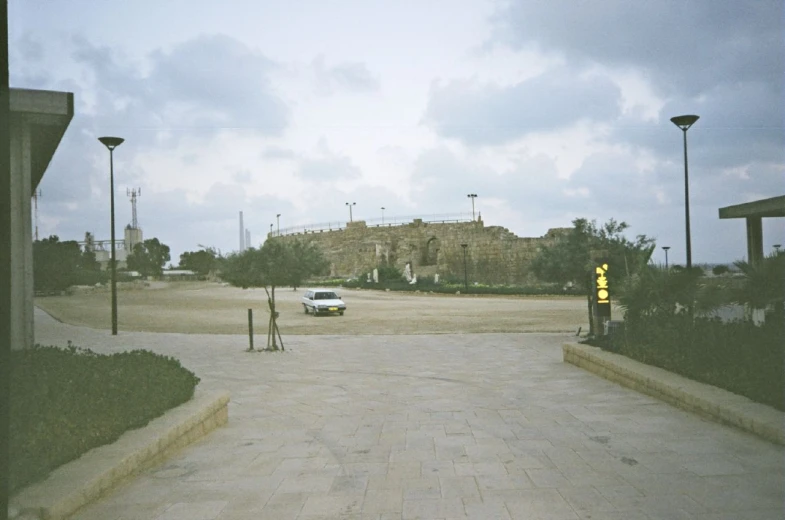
[127,238,171,277]
[531,218,655,289]
[530,218,655,334]
[179,248,219,276]
[221,239,327,350]
[33,236,82,292]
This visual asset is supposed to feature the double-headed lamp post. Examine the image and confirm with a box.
[276,213,281,236]
[346,202,356,222]
[467,194,477,221]
[98,136,125,335]
[662,246,670,269]
[461,243,468,292]
[670,114,699,270]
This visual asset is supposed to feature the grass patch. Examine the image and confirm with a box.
[10,344,200,493]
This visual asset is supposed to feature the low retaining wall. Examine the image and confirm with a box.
[10,389,231,520]
[563,343,784,445]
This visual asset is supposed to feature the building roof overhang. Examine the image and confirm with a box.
[10,88,74,195]
[718,195,785,219]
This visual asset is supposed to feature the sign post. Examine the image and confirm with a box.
[594,262,611,334]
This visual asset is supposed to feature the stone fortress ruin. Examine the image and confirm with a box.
[273,215,570,284]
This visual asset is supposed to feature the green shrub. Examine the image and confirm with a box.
[603,314,785,411]
[376,265,404,282]
[605,259,785,410]
[9,344,200,493]
[338,277,572,296]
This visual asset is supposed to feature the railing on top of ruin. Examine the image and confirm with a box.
[272,212,475,237]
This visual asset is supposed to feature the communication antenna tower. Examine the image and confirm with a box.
[33,189,42,241]
[127,188,141,229]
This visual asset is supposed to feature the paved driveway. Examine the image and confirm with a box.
[33,309,784,519]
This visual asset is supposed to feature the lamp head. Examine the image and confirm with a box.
[662,246,670,251]
[98,136,125,150]
[461,243,468,249]
[670,115,699,131]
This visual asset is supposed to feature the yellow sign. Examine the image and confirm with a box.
[595,263,611,318]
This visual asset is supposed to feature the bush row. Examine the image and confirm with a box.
[591,314,784,411]
[316,276,581,296]
[10,344,200,493]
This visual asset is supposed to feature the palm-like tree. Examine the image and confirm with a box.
[733,253,785,322]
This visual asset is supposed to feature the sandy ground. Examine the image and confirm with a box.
[35,281,590,335]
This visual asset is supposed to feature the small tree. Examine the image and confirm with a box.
[287,240,329,290]
[733,253,785,324]
[127,238,171,277]
[221,239,326,350]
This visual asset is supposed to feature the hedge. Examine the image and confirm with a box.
[9,344,200,493]
[590,314,784,411]
[317,277,580,296]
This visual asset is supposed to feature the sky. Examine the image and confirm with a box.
[10,0,784,265]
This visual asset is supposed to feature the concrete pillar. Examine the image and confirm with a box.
[746,217,763,266]
[10,120,34,350]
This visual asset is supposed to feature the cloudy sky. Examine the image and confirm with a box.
[10,0,784,265]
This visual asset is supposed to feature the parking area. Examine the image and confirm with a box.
[32,306,785,520]
[35,282,590,335]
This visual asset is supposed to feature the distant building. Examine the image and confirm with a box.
[80,225,143,270]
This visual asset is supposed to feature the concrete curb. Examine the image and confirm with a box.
[563,342,785,445]
[10,389,230,520]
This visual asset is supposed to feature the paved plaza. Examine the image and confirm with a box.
[33,308,784,519]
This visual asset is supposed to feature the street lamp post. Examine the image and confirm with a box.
[270,223,273,236]
[346,202,356,222]
[98,136,125,336]
[774,244,782,255]
[381,207,385,225]
[662,246,670,269]
[461,243,468,292]
[670,114,699,270]
[467,194,477,221]
[276,214,281,236]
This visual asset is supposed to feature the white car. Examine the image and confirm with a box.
[302,289,346,316]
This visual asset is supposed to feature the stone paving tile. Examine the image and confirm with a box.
[29,311,784,520]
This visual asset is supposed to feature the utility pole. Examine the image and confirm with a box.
[467,194,477,221]
[461,243,468,292]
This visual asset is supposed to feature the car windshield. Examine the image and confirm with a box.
[315,292,338,300]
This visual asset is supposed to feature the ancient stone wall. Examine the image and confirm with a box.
[274,218,570,284]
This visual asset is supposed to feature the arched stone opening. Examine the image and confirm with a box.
[423,236,440,266]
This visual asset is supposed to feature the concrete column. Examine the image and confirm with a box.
[746,217,763,266]
[10,120,34,350]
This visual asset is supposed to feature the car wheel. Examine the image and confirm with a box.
[339,311,344,316]
[303,304,309,314]
[312,309,318,317]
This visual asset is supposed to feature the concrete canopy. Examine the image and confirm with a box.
[718,195,785,219]
[718,195,785,266]
[10,87,74,350]
[10,88,74,195]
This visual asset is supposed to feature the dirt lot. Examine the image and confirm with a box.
[35,281,590,335]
